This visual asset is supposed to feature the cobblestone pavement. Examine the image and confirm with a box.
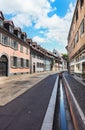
[0,71,56,106]
[0,73,57,130]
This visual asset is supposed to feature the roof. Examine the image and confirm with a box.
[14,27,21,32]
[0,11,4,20]
[4,20,14,27]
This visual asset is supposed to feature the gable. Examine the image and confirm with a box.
[0,11,4,20]
[9,21,14,27]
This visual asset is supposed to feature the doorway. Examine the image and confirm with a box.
[0,55,8,76]
[33,63,35,73]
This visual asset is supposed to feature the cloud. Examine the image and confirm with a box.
[0,0,52,27]
[34,3,75,47]
[0,0,75,52]
[33,36,46,43]
[50,0,56,2]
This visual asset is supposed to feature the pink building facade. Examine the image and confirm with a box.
[0,11,30,76]
[0,11,63,77]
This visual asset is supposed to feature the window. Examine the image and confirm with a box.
[20,45,23,52]
[23,36,26,42]
[26,48,28,54]
[32,53,36,58]
[73,40,75,48]
[21,58,24,67]
[75,32,79,44]
[9,26,14,33]
[80,19,84,36]
[80,0,84,8]
[0,19,3,27]
[37,62,39,68]
[13,57,17,67]
[11,40,13,47]
[71,40,75,50]
[40,63,42,68]
[26,60,29,67]
[18,32,21,38]
[14,41,18,49]
[2,34,9,46]
[76,9,78,21]
[11,40,18,49]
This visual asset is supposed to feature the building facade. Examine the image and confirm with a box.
[52,49,64,71]
[67,0,85,77]
[0,11,63,77]
[0,11,30,76]
[30,41,53,73]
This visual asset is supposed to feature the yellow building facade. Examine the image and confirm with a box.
[67,0,85,77]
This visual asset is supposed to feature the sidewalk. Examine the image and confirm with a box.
[72,74,85,86]
[0,71,56,84]
[0,71,57,106]
[63,72,85,130]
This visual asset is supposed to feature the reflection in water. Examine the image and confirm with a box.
[60,81,68,130]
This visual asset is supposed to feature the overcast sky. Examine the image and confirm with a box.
[0,0,76,53]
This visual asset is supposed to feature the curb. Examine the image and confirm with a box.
[41,76,59,130]
[63,75,85,130]
[72,75,85,86]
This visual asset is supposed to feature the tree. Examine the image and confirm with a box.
[62,54,69,71]
[62,54,69,62]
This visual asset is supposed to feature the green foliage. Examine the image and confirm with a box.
[62,54,69,62]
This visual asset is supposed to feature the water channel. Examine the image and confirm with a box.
[53,79,75,130]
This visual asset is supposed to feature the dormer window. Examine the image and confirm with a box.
[4,21,14,33]
[23,36,26,42]
[18,32,21,38]
[21,33,27,42]
[21,35,26,41]
[9,26,13,33]
[14,27,21,39]
[0,19,3,27]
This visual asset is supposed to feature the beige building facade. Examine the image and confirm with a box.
[67,0,85,77]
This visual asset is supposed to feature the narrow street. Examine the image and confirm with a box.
[0,0,85,130]
[0,72,85,130]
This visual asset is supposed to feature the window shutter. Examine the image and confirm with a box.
[10,56,13,67]
[24,59,26,67]
[8,37,10,46]
[0,33,2,43]
[17,58,20,67]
